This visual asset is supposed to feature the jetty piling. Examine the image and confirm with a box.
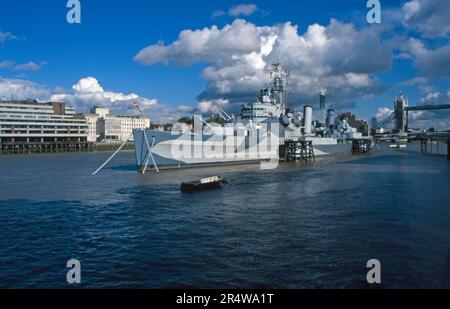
[283,140,315,163]
[352,138,373,154]
[0,141,135,154]
[448,138,450,160]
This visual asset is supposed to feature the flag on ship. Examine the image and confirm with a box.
[132,99,143,113]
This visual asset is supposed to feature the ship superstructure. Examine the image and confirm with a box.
[133,63,361,172]
[240,63,289,122]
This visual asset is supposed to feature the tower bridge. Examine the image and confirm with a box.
[374,93,450,159]
[376,93,450,133]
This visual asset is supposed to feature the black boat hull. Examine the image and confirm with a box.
[180,180,225,193]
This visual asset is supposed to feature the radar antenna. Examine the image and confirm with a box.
[265,63,290,110]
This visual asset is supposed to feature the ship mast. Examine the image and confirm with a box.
[268,63,290,110]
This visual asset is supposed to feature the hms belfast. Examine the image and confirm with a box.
[133,64,365,173]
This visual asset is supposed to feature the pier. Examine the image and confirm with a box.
[281,140,316,163]
[419,139,444,155]
[0,141,135,154]
[0,141,90,154]
[414,133,449,156]
[352,138,374,154]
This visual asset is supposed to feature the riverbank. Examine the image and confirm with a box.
[0,142,134,155]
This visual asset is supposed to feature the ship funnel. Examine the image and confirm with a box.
[303,105,313,135]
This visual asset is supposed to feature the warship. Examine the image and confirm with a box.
[133,64,362,172]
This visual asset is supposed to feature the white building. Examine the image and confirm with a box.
[0,100,88,144]
[85,107,150,142]
[116,115,150,140]
[93,107,109,118]
[84,113,100,142]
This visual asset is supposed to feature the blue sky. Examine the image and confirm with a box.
[1,0,450,128]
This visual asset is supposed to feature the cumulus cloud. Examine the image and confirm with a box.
[418,89,450,105]
[228,4,258,17]
[0,76,192,123]
[398,1,450,79]
[375,107,393,120]
[50,77,158,114]
[0,76,165,117]
[403,38,450,78]
[0,77,50,100]
[134,19,265,66]
[402,0,450,38]
[196,98,229,113]
[135,19,392,112]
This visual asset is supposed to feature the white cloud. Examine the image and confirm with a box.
[0,31,19,43]
[395,1,450,79]
[384,90,450,130]
[145,103,188,123]
[228,4,258,17]
[374,90,450,130]
[196,99,229,113]
[0,60,14,69]
[0,60,47,72]
[402,0,421,21]
[396,76,428,87]
[50,77,158,114]
[177,105,194,113]
[134,19,264,66]
[418,89,450,105]
[13,61,47,72]
[408,105,450,130]
[418,85,435,95]
[211,10,226,18]
[375,107,393,120]
[0,76,188,123]
[402,0,450,38]
[0,77,50,100]
[403,38,450,78]
[135,19,392,111]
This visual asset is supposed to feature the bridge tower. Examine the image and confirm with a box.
[394,93,408,132]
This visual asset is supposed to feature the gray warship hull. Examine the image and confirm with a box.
[133,129,352,172]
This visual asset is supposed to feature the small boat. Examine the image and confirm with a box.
[181,176,228,193]
[390,143,408,149]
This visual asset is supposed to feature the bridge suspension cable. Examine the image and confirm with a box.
[375,112,395,129]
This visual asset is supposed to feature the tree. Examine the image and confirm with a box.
[178,116,193,125]
[206,114,224,125]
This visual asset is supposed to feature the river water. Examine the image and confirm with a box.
[0,150,449,288]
